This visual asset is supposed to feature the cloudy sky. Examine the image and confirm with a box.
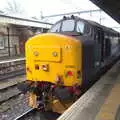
[0,0,120,31]
[0,0,98,16]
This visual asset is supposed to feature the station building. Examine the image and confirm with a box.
[0,14,52,58]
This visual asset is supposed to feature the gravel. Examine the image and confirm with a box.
[0,94,31,120]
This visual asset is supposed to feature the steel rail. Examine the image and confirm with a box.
[14,108,35,120]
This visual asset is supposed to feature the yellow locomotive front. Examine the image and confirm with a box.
[26,33,82,113]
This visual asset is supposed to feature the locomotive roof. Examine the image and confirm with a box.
[87,19,118,34]
[58,16,119,35]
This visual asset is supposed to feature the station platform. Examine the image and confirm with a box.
[0,55,25,61]
[96,75,120,120]
[0,55,25,64]
[58,61,120,120]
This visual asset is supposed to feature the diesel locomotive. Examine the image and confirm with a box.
[24,16,120,113]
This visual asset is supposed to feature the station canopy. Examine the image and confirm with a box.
[90,0,120,24]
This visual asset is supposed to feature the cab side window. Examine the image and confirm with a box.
[50,22,61,32]
[76,21,85,34]
[76,21,91,35]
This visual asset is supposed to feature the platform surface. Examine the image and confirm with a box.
[0,55,24,61]
[58,61,120,120]
[95,73,120,120]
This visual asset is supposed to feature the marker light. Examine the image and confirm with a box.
[67,71,73,76]
[26,67,32,73]
[42,64,48,71]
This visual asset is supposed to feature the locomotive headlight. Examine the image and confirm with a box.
[42,64,49,71]
[33,51,39,56]
[52,51,58,57]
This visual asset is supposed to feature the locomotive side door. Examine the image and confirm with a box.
[97,28,104,62]
[94,27,104,67]
[104,33,111,58]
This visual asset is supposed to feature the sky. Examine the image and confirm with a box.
[16,0,98,16]
[0,0,98,16]
[0,0,120,31]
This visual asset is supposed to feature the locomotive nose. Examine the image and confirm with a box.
[26,33,82,86]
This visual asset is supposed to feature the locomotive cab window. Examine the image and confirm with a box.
[76,21,85,34]
[61,20,75,32]
[50,19,90,35]
[50,20,75,32]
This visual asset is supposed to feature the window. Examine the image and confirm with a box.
[0,35,5,49]
[85,24,91,34]
[50,22,61,32]
[61,20,75,32]
[111,36,119,46]
[76,21,85,34]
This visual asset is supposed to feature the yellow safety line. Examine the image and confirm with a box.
[96,79,120,120]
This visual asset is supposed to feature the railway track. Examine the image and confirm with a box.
[0,75,29,120]
[0,74,26,113]
[0,57,25,80]
[14,108,35,120]
[0,70,25,81]
[0,92,30,120]
[0,92,59,120]
[0,58,25,105]
[0,85,22,105]
[0,84,60,120]
[14,109,60,120]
